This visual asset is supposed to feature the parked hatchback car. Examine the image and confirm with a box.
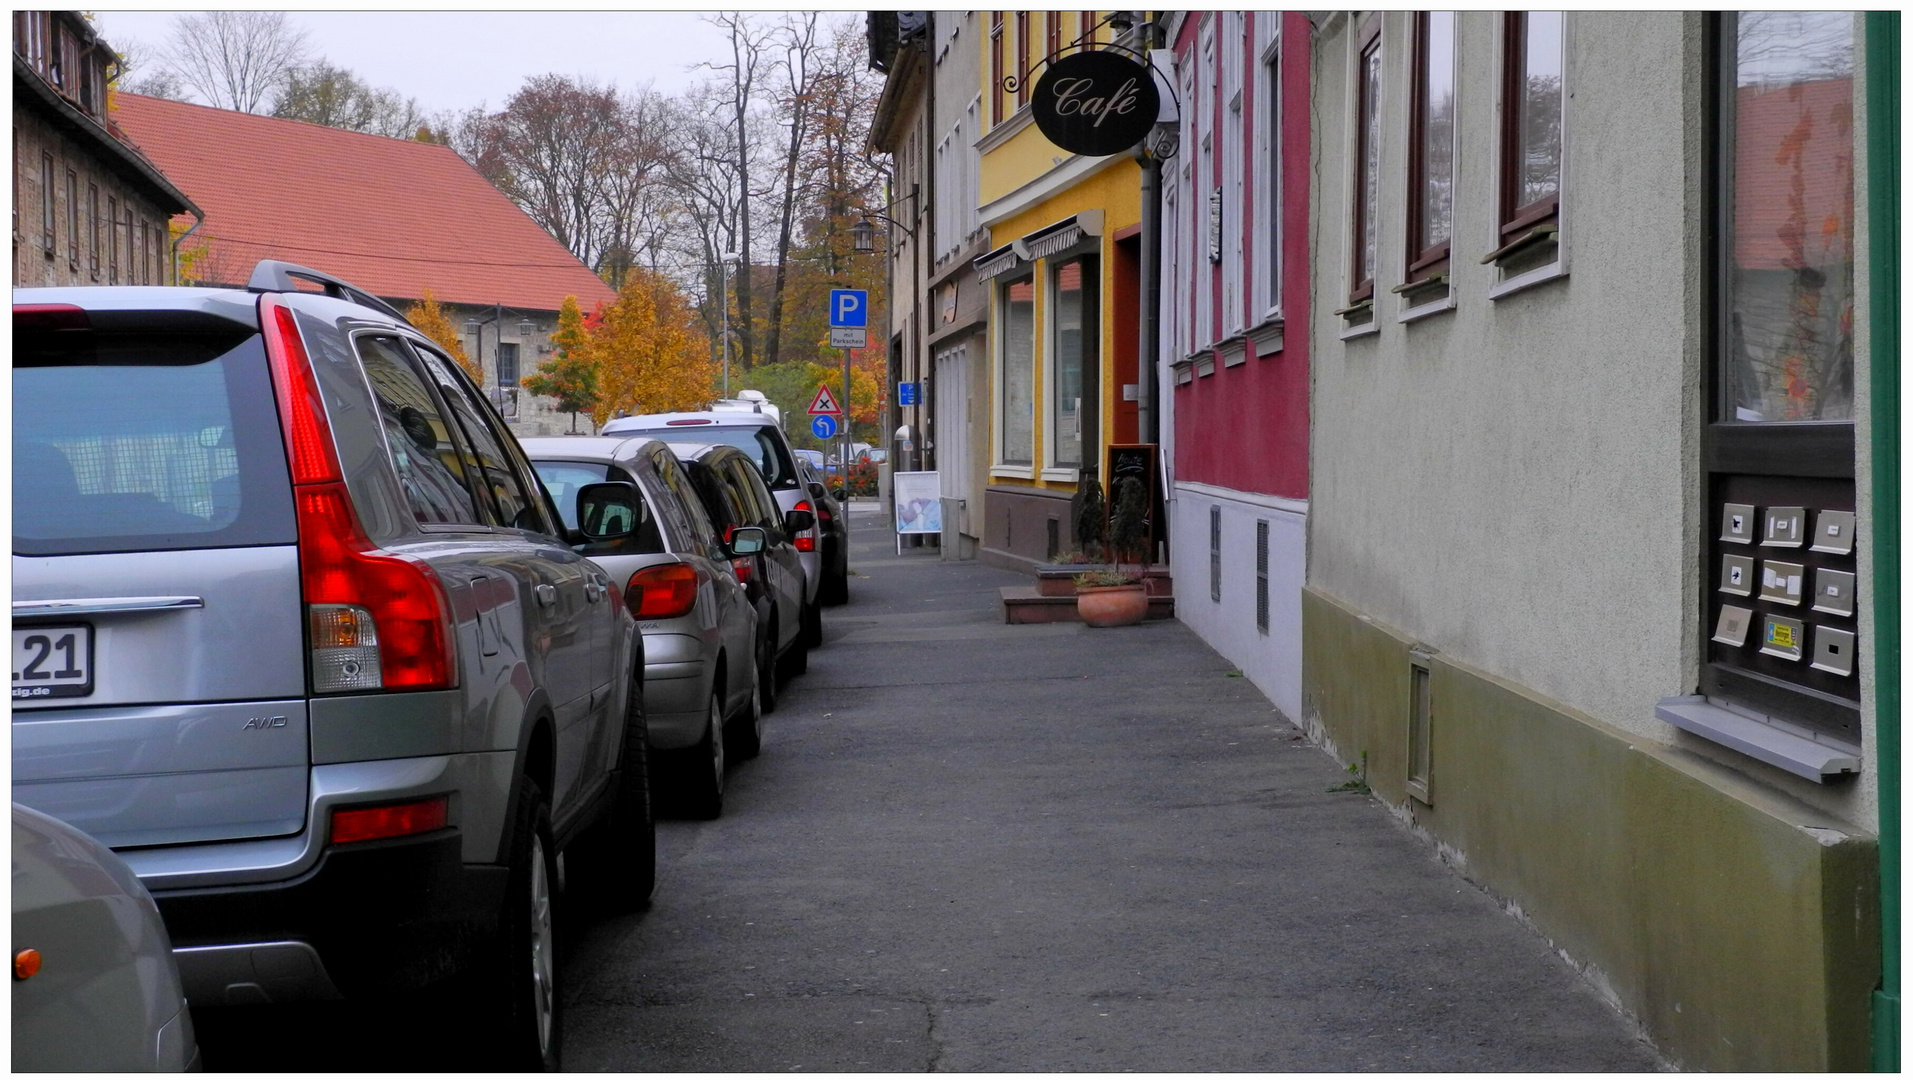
[795,456,849,605]
[12,262,654,1069]
[601,409,827,646]
[670,442,811,690]
[12,803,199,1072]
[524,436,770,819]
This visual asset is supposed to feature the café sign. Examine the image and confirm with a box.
[1030,50,1161,158]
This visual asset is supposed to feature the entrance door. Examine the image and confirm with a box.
[934,344,970,507]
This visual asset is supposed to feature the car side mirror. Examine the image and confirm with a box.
[808,481,828,500]
[728,525,768,556]
[831,486,847,501]
[577,481,642,541]
[783,508,815,534]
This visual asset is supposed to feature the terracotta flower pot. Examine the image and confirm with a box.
[1076,583,1148,627]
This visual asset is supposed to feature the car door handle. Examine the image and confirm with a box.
[535,584,558,607]
[584,582,605,602]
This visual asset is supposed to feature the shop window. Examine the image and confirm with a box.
[1049,256,1097,470]
[998,276,1035,466]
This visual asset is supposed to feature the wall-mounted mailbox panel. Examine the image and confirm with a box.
[1810,626,1856,677]
[1810,509,1856,555]
[1720,502,1756,545]
[1712,605,1753,647]
[1760,506,1806,547]
[1758,560,1805,606]
[1812,568,1856,617]
[1719,554,1755,596]
[1760,614,1806,661]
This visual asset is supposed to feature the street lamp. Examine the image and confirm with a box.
[717,250,740,397]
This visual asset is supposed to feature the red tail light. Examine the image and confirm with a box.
[793,500,815,551]
[13,303,89,331]
[731,556,754,585]
[331,796,449,844]
[627,564,699,619]
[263,295,454,693]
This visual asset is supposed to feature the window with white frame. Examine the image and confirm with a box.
[934,100,982,263]
[1252,14,1281,320]
[998,275,1036,465]
[1179,61,1198,358]
[1048,255,1096,469]
[1221,10,1245,336]
[1195,18,1216,346]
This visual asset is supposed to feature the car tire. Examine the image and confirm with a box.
[577,672,656,911]
[680,692,726,820]
[478,776,562,1071]
[821,546,849,606]
[800,596,824,648]
[777,630,809,682]
[755,628,778,715]
[727,663,764,761]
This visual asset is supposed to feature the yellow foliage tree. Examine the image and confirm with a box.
[588,270,717,426]
[403,289,481,382]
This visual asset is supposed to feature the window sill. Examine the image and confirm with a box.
[1219,335,1248,368]
[1195,355,1216,378]
[976,103,1034,154]
[1656,695,1861,782]
[1487,258,1568,301]
[990,464,1035,480]
[1247,317,1284,355]
[1171,359,1194,387]
[1397,284,1455,324]
[1038,467,1079,483]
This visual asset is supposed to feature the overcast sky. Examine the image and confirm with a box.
[91,10,752,115]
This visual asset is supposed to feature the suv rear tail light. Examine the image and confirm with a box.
[793,500,816,551]
[13,303,89,331]
[263,295,456,693]
[731,557,754,586]
[330,796,448,844]
[627,564,699,619]
[665,418,715,425]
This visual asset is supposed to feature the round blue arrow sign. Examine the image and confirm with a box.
[811,413,838,440]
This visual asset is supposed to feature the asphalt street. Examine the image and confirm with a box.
[558,501,1667,1072]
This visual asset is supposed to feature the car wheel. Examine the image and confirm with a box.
[479,777,562,1071]
[727,662,764,761]
[681,692,725,820]
[777,628,809,683]
[800,596,824,648]
[577,672,656,911]
[821,546,849,606]
[755,627,778,715]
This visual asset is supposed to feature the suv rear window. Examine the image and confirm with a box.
[623,424,796,490]
[14,329,297,556]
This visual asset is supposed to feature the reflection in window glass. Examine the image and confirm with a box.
[1001,278,1035,464]
[1358,35,1382,288]
[1418,12,1456,253]
[357,336,480,526]
[1051,258,1093,469]
[418,350,537,529]
[1516,12,1563,212]
[1726,11,1855,422]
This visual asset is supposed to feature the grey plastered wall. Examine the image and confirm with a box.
[1306,11,1873,828]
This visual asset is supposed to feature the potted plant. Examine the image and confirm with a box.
[1075,475,1150,627]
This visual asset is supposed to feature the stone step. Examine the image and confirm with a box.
[1001,585,1176,624]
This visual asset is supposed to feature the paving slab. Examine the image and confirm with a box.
[562,503,1668,1072]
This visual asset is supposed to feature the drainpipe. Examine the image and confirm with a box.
[169,208,203,285]
[1138,11,1163,450]
[1866,10,1900,1072]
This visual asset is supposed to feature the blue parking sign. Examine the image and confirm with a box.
[811,413,838,440]
[898,381,918,406]
[829,289,868,328]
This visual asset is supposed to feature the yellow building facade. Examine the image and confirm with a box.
[974,12,1145,565]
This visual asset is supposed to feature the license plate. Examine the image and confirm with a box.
[13,624,93,700]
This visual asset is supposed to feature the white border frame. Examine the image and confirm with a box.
[989,271,1037,477]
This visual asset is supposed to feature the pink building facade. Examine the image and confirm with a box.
[1160,11,1312,720]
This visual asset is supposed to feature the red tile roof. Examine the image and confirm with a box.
[113,93,616,312]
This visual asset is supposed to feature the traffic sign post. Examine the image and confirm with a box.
[826,290,868,494]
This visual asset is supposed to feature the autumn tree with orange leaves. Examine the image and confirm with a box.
[403,289,482,382]
[581,270,718,426]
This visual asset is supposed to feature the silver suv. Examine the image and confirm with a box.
[12,262,652,1069]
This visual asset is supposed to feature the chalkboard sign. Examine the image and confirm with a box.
[1104,442,1160,565]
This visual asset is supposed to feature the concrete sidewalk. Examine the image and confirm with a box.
[563,503,1668,1071]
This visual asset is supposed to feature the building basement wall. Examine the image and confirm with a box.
[1171,484,1304,723]
[1303,585,1879,1071]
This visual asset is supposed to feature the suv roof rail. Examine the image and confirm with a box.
[247,260,412,325]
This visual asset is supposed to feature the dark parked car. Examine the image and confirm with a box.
[796,456,849,605]
[12,262,653,1069]
[670,442,811,690]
